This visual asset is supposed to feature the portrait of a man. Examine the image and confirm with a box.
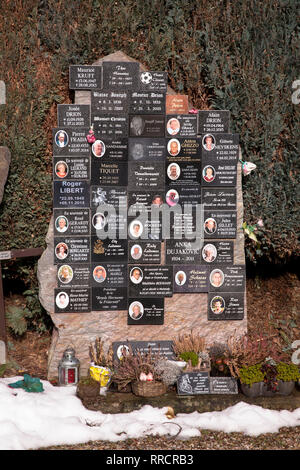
[131,142,144,160]
[203,166,215,183]
[202,134,215,151]
[55,130,68,148]
[166,118,180,136]
[130,267,143,284]
[204,218,217,234]
[167,163,180,181]
[130,116,145,136]
[55,216,68,233]
[175,270,186,286]
[93,266,107,283]
[131,244,142,260]
[211,296,225,314]
[167,138,180,156]
[210,269,224,288]
[92,213,106,230]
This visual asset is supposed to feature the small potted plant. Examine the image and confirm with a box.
[208,342,232,377]
[76,375,100,399]
[173,331,210,372]
[89,337,113,389]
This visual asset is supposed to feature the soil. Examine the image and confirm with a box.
[1,269,300,450]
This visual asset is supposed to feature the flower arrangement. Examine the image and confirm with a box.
[173,331,210,371]
[88,337,113,387]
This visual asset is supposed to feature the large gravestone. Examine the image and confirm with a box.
[37,51,247,379]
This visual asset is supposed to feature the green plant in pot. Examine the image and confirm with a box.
[173,331,210,372]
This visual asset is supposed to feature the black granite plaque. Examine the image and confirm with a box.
[166,161,201,186]
[127,298,164,325]
[128,161,165,190]
[129,115,165,137]
[54,237,90,264]
[129,91,165,114]
[102,62,140,90]
[54,287,91,313]
[138,71,168,91]
[165,115,197,138]
[92,115,128,138]
[91,263,127,287]
[91,209,127,239]
[166,138,201,162]
[90,186,127,209]
[57,104,90,128]
[173,265,209,293]
[92,287,127,311]
[69,65,102,90]
[52,128,90,155]
[53,181,90,208]
[91,237,128,263]
[201,133,239,163]
[198,110,230,134]
[201,161,237,187]
[201,241,234,265]
[53,209,90,236]
[112,340,175,362]
[57,263,90,288]
[53,156,90,181]
[91,90,129,115]
[208,292,244,320]
[91,138,128,161]
[177,372,210,395]
[128,138,166,161]
[170,211,198,240]
[209,265,246,293]
[128,190,165,212]
[204,211,237,239]
[91,161,128,186]
[202,188,237,210]
[166,184,201,208]
[128,241,161,264]
[129,265,173,298]
[128,216,162,242]
[165,239,203,265]
[209,377,238,394]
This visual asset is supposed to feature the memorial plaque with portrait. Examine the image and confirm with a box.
[209,265,246,293]
[57,104,91,128]
[52,128,90,155]
[128,241,161,264]
[91,161,128,186]
[91,138,128,161]
[201,241,234,265]
[201,161,237,187]
[102,61,140,90]
[129,91,166,114]
[53,209,90,236]
[127,298,164,325]
[202,188,237,210]
[91,263,127,288]
[166,161,201,186]
[54,237,90,264]
[92,115,128,139]
[127,216,162,242]
[53,181,90,209]
[90,186,127,210]
[203,211,237,239]
[177,372,210,395]
[91,210,127,238]
[129,265,173,298]
[91,237,128,263]
[129,114,165,138]
[173,265,209,293]
[165,115,197,138]
[165,239,203,265]
[128,190,165,212]
[54,287,91,313]
[166,138,201,162]
[165,95,189,114]
[69,65,102,90]
[92,287,128,311]
[201,133,239,163]
[198,110,230,135]
[128,161,165,190]
[91,90,129,115]
[53,156,90,181]
[138,71,168,92]
[166,184,202,208]
[57,263,90,288]
[208,292,244,320]
[128,138,166,162]
[112,340,175,363]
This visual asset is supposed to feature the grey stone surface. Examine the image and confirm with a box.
[0,146,11,204]
[37,51,247,379]
[0,81,5,105]
[0,340,6,364]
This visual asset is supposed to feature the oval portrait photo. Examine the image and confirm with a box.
[129,220,143,239]
[116,344,130,361]
[130,267,143,285]
[55,161,68,179]
[210,296,225,315]
[55,242,68,260]
[167,138,181,157]
[204,218,217,235]
[55,130,68,148]
[167,163,180,181]
[166,118,180,136]
[92,212,106,230]
[202,243,217,263]
[55,291,69,310]
[175,270,187,286]
[202,134,216,151]
[93,265,107,283]
[202,165,216,183]
[210,269,225,288]
[58,265,73,284]
[55,216,68,233]
[166,189,179,207]
[129,301,144,321]
[130,244,143,261]
[92,140,106,158]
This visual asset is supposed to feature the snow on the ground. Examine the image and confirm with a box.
[0,377,299,450]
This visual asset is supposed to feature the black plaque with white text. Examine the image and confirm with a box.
[69,65,102,90]
[52,128,90,155]
[173,265,209,293]
[128,138,166,161]
[91,237,128,263]
[177,372,210,395]
[202,188,237,210]
[129,265,173,298]
[93,115,128,138]
[208,292,245,320]
[91,138,128,161]
[54,209,90,236]
[129,91,165,114]
[166,115,197,138]
[138,71,168,91]
[57,263,90,288]
[128,241,161,264]
[165,239,203,265]
[53,181,90,209]
[129,115,165,137]
[201,241,234,265]
[198,110,230,134]
[204,211,237,239]
[54,236,90,264]
[128,298,164,325]
[209,265,246,293]
[53,156,90,181]
[55,287,91,313]
[57,104,90,128]
[91,90,129,115]
[103,61,140,90]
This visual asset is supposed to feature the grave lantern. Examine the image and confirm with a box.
[58,347,80,386]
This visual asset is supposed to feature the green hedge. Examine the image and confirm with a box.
[0,0,299,278]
